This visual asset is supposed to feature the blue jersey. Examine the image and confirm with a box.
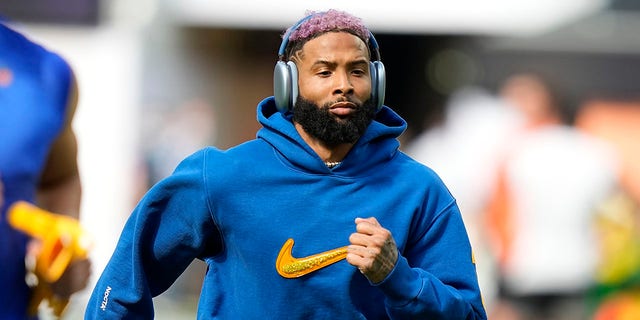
[86,97,487,319]
[0,22,72,318]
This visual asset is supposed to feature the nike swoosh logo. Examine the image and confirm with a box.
[276,238,348,278]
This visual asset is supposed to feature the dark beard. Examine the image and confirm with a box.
[292,96,376,147]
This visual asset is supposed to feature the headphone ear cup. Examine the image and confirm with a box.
[274,61,291,112]
[288,61,299,110]
[274,61,299,113]
[278,59,382,112]
[370,61,386,112]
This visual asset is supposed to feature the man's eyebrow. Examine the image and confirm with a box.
[349,59,369,67]
[310,58,369,69]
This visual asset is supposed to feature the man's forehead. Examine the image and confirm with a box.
[299,32,369,60]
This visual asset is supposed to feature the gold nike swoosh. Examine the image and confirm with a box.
[276,238,348,278]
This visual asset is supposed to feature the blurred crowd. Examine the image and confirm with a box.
[405,70,640,320]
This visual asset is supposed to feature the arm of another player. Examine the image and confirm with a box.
[36,71,91,298]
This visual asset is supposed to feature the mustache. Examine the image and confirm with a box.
[322,98,360,109]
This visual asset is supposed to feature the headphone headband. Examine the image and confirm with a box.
[278,13,381,62]
[278,14,314,60]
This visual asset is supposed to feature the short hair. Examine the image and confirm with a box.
[283,9,371,60]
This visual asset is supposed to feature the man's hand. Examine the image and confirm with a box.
[346,217,398,283]
[26,239,92,297]
[50,258,92,298]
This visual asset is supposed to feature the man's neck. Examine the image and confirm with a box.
[294,122,353,163]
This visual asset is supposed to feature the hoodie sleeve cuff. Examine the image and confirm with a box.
[373,254,422,306]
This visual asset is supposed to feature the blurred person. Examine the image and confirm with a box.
[576,100,640,212]
[405,87,523,223]
[404,86,524,311]
[0,20,91,318]
[485,71,620,320]
[85,9,487,319]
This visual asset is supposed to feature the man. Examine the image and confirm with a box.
[86,9,486,319]
[0,20,91,318]
[485,71,619,320]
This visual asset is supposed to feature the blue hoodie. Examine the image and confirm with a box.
[86,97,487,319]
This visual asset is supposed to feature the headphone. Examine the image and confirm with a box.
[273,14,386,113]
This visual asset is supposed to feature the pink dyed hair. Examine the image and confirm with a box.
[286,9,370,44]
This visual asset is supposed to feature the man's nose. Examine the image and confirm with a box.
[333,71,354,95]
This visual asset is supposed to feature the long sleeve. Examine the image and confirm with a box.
[85,150,221,319]
[378,201,487,319]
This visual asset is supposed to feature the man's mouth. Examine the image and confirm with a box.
[329,101,357,117]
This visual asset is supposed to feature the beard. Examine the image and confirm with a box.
[292,96,376,147]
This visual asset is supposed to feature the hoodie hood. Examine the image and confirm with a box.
[256,96,407,176]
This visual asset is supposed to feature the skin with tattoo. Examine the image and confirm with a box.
[348,217,399,283]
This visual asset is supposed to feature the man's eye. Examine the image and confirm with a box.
[352,69,366,76]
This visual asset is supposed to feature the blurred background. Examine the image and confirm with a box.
[2,0,639,318]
